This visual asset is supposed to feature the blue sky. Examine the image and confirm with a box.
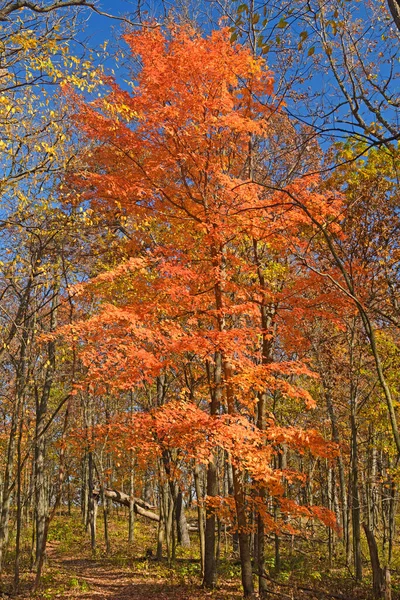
[69,0,399,152]
[79,0,220,50]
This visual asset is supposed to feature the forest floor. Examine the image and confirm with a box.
[36,539,240,600]
[2,511,398,600]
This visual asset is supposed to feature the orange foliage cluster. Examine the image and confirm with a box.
[61,25,344,531]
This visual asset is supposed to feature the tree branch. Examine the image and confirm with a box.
[387,0,400,32]
[0,0,145,27]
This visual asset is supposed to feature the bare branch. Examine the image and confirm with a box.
[0,0,147,27]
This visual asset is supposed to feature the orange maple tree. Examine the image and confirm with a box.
[62,25,342,597]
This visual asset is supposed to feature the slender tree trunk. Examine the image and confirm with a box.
[175,489,190,547]
[81,456,88,524]
[194,465,205,577]
[0,408,19,571]
[34,412,48,569]
[13,413,24,592]
[225,360,255,598]
[101,488,110,554]
[0,315,30,572]
[363,523,386,598]
[34,391,70,592]
[203,353,221,588]
[257,387,270,589]
[157,498,165,560]
[253,240,275,598]
[156,476,166,560]
[165,486,174,563]
[350,388,362,581]
[387,476,396,565]
[161,450,190,549]
[327,465,334,568]
[88,451,97,554]
[324,383,348,550]
[128,454,135,544]
[34,288,58,574]
[368,429,378,534]
[227,462,239,554]
[129,390,135,544]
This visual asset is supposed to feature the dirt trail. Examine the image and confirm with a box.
[35,541,218,600]
[18,542,361,600]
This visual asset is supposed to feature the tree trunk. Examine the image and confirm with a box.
[128,460,135,544]
[387,0,400,32]
[194,465,205,577]
[351,398,362,582]
[176,489,190,548]
[156,498,165,560]
[34,287,58,572]
[253,241,274,598]
[225,360,255,598]
[324,383,348,550]
[363,523,386,598]
[101,488,110,554]
[156,508,165,560]
[203,351,222,589]
[88,451,97,554]
[0,319,29,572]
[13,414,24,592]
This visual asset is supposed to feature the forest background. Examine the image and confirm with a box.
[0,0,399,599]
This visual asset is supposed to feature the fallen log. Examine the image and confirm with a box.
[93,488,160,522]
[93,487,199,530]
[135,503,160,522]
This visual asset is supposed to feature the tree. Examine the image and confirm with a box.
[0,3,108,589]
[62,25,340,597]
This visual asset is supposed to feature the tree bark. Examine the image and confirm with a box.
[88,451,96,554]
[203,352,221,589]
[93,488,160,520]
[225,360,255,598]
[194,464,205,577]
[363,523,386,598]
[176,489,191,547]
[387,0,400,32]
[128,457,135,544]
[350,394,362,582]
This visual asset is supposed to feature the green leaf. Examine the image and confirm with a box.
[308,46,315,56]
[277,18,288,29]
[237,3,248,13]
[252,13,260,24]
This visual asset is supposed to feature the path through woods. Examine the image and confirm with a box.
[17,540,244,600]
[3,514,380,600]
[13,538,370,600]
